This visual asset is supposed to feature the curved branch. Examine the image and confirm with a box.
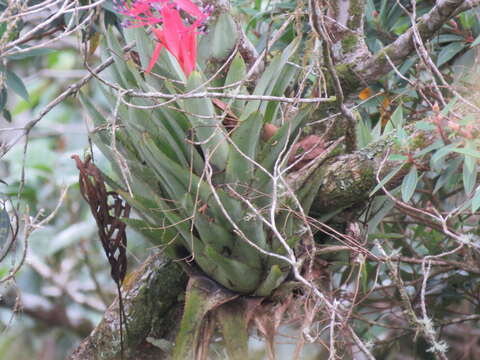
[351,0,477,85]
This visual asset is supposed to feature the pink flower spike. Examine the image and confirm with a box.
[118,0,207,76]
[146,42,164,73]
[179,28,197,75]
[173,0,205,18]
[161,5,185,59]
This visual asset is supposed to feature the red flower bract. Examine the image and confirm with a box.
[116,0,207,76]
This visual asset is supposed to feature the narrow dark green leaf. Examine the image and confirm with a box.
[0,205,10,249]
[0,87,7,112]
[471,188,480,213]
[184,72,229,170]
[437,41,465,67]
[463,158,477,195]
[401,166,418,202]
[369,164,404,197]
[452,147,480,159]
[226,111,263,184]
[2,109,11,122]
[6,69,29,101]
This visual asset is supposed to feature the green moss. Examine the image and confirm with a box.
[347,0,363,30]
[410,132,428,150]
[342,34,358,53]
[375,45,397,68]
[335,63,362,93]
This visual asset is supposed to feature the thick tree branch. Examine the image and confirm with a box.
[351,0,477,85]
[0,290,94,338]
[311,125,440,214]
[69,255,187,360]
[326,0,371,66]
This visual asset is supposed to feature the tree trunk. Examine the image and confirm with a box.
[69,255,187,360]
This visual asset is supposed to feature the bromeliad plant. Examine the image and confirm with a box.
[80,1,334,357]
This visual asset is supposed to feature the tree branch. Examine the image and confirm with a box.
[351,0,477,85]
[0,290,94,338]
[311,125,439,213]
[69,255,187,360]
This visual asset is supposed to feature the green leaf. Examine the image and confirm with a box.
[122,218,175,245]
[223,54,247,114]
[360,260,368,294]
[441,96,458,116]
[3,109,11,122]
[414,121,436,131]
[263,63,298,125]
[5,69,29,101]
[390,104,404,128]
[197,13,238,69]
[435,34,465,44]
[463,141,477,172]
[204,245,261,293]
[356,117,372,147]
[414,139,444,158]
[471,34,480,47]
[389,154,408,162]
[436,41,465,67]
[433,157,462,194]
[463,158,477,195]
[184,72,229,170]
[254,264,287,296]
[225,54,246,86]
[451,147,480,159]
[0,205,10,250]
[369,164,404,197]
[401,166,418,202]
[471,188,480,213]
[431,143,458,168]
[0,87,7,113]
[243,37,300,118]
[104,26,138,88]
[226,111,263,185]
[367,196,395,232]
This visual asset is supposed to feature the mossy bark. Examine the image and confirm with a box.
[69,255,187,360]
[312,125,439,214]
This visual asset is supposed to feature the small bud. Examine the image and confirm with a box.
[262,123,278,141]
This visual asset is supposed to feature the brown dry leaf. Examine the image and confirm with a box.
[380,97,392,129]
[88,32,101,58]
[288,135,325,170]
[212,98,239,131]
[253,297,293,360]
